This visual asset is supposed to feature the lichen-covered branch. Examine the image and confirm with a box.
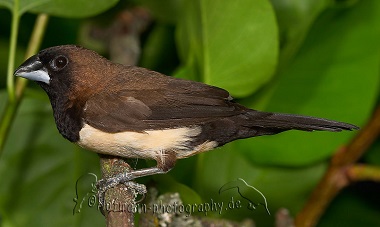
[99,156,136,227]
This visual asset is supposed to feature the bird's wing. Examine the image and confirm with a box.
[83,75,246,133]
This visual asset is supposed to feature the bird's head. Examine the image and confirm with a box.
[14,45,112,100]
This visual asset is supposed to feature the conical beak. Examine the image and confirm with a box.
[14,55,50,84]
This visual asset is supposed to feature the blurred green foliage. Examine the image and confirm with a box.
[0,0,379,226]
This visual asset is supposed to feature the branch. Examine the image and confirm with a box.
[99,156,136,227]
[295,105,380,227]
[347,164,380,182]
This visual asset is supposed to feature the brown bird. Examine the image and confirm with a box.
[14,45,358,196]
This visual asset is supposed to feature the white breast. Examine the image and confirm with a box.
[77,124,202,159]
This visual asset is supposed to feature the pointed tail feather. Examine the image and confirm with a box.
[247,111,359,132]
[196,110,359,147]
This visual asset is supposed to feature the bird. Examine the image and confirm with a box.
[14,45,358,195]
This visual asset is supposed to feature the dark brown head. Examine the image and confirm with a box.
[14,45,114,101]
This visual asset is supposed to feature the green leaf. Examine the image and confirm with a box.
[0,0,12,10]
[238,0,380,166]
[193,145,326,225]
[270,0,331,67]
[4,0,118,17]
[137,0,184,24]
[28,0,119,17]
[175,0,278,97]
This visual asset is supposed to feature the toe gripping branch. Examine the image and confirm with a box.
[96,179,147,210]
[96,154,176,211]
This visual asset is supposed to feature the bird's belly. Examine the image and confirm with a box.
[76,123,209,159]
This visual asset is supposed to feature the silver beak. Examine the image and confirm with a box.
[14,55,50,84]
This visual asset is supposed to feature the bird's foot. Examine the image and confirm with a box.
[96,166,169,208]
[96,175,147,208]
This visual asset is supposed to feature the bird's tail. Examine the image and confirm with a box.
[195,110,359,147]
[241,111,359,137]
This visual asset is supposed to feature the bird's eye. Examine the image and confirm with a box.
[50,55,68,71]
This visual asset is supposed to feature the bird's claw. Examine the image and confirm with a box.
[96,175,147,208]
